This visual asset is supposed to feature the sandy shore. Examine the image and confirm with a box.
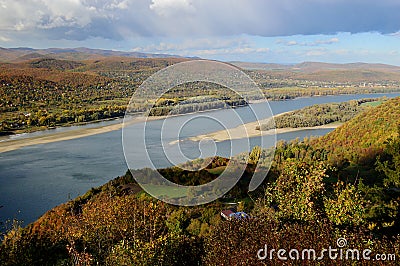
[0,104,268,153]
[188,114,341,143]
[0,116,162,153]
[0,109,341,153]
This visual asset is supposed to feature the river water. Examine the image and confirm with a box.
[0,93,399,226]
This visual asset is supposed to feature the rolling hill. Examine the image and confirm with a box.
[314,96,400,164]
[233,61,400,72]
[0,47,182,63]
[234,61,400,82]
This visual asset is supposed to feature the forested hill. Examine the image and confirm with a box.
[0,47,181,62]
[2,53,400,134]
[2,99,400,264]
[314,96,400,164]
[0,57,187,133]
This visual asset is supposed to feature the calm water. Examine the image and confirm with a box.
[0,93,399,226]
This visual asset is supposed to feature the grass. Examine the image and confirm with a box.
[97,98,130,105]
[206,166,226,175]
[361,100,383,107]
[142,184,188,199]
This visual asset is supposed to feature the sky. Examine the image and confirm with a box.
[1,0,400,65]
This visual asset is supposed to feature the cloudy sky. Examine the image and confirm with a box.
[1,0,400,64]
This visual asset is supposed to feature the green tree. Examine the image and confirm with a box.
[249,146,261,165]
[324,182,366,226]
[376,126,400,188]
[267,159,328,221]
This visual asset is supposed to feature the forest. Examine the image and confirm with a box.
[1,97,400,265]
[1,57,400,135]
[257,98,382,130]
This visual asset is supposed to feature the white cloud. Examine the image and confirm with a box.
[108,0,130,10]
[195,47,269,55]
[132,37,250,52]
[0,0,399,44]
[0,35,10,42]
[390,31,400,37]
[315,38,339,45]
[277,37,339,47]
[0,0,94,31]
[132,37,270,56]
[150,0,195,16]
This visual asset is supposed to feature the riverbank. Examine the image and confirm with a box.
[188,114,342,143]
[2,91,398,153]
[0,106,344,153]
[0,116,162,153]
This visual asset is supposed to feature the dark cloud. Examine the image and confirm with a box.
[0,0,400,41]
[191,0,400,37]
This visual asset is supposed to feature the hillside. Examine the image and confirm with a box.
[257,98,378,131]
[234,61,400,73]
[2,97,400,264]
[237,61,400,83]
[2,138,400,264]
[294,62,400,73]
[1,54,397,134]
[314,96,400,164]
[0,47,181,62]
[1,50,400,135]
[0,57,251,134]
[0,57,187,133]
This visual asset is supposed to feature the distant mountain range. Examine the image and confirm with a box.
[231,61,400,73]
[1,47,400,84]
[0,47,184,62]
[1,47,400,74]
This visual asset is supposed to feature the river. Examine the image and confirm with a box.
[0,93,399,227]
